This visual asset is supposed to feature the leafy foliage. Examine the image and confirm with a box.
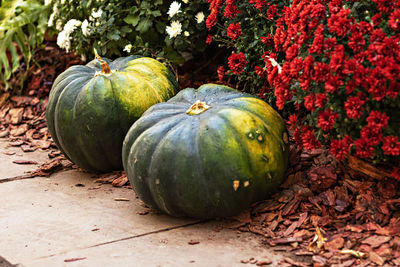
[49,0,209,64]
[0,0,51,92]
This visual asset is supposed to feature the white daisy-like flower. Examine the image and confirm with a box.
[168,1,181,18]
[81,19,90,36]
[57,31,71,51]
[91,9,103,18]
[195,12,205,24]
[63,19,81,33]
[124,44,133,53]
[47,4,59,27]
[166,21,182,39]
[56,19,81,52]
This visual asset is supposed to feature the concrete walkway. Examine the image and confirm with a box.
[0,139,287,267]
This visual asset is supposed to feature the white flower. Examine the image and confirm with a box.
[57,19,81,52]
[56,20,63,31]
[166,21,182,39]
[44,0,52,6]
[182,0,189,3]
[63,19,81,34]
[195,12,205,24]
[81,19,90,36]
[47,4,59,27]
[57,31,71,52]
[168,1,181,18]
[91,9,103,18]
[124,44,132,53]
[184,31,190,37]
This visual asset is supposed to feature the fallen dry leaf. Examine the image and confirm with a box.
[12,160,37,165]
[340,249,367,259]
[64,257,86,262]
[309,227,325,253]
[114,198,130,201]
[256,258,272,266]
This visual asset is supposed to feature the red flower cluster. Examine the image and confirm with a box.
[228,52,247,75]
[206,0,223,30]
[204,0,400,178]
[227,23,242,40]
[262,0,399,176]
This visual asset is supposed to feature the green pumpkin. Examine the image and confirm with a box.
[122,84,289,218]
[46,55,178,172]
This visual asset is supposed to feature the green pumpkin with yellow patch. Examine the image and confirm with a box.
[46,54,178,172]
[122,84,289,218]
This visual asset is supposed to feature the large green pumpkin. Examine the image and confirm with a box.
[46,55,178,172]
[122,84,289,218]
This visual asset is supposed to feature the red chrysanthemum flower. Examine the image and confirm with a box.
[304,93,316,111]
[389,9,400,31]
[287,114,298,130]
[315,93,327,108]
[366,110,389,129]
[266,4,278,19]
[354,138,375,158]
[260,34,274,46]
[227,23,242,40]
[317,109,339,131]
[224,1,241,18]
[206,34,213,44]
[327,8,351,37]
[392,167,400,181]
[330,135,353,160]
[344,96,366,119]
[382,135,400,156]
[360,126,383,146]
[228,52,247,75]
[301,127,321,151]
[249,0,267,12]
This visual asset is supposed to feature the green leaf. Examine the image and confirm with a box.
[136,17,152,33]
[124,14,140,26]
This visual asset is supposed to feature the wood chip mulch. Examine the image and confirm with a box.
[229,142,400,266]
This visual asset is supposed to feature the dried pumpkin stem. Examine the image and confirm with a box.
[186,100,211,115]
[94,48,112,75]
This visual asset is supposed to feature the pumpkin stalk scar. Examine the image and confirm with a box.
[233,180,240,191]
[94,48,112,76]
[186,100,211,115]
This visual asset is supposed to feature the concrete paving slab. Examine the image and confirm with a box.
[0,139,49,179]
[29,222,286,267]
[0,170,198,265]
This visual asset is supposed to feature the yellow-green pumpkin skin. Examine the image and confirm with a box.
[122,84,289,219]
[46,56,178,172]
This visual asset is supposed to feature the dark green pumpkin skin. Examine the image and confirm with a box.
[122,84,289,219]
[46,56,178,172]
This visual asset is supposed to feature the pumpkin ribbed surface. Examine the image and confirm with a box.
[46,56,178,172]
[122,84,289,218]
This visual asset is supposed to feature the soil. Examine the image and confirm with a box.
[1,40,399,267]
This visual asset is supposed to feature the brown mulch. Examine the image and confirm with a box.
[229,142,400,266]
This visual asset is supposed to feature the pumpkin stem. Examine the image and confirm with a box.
[186,100,211,115]
[94,48,112,75]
